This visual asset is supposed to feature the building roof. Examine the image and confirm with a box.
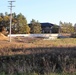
[40,23,54,27]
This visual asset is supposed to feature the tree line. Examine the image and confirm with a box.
[0,12,76,34]
[59,21,76,33]
[0,12,41,34]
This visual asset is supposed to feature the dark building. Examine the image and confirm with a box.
[40,23,54,33]
[28,22,58,33]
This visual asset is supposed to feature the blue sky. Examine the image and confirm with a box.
[0,0,76,25]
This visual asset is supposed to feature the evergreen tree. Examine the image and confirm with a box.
[74,23,76,32]
[59,21,74,33]
[51,25,59,33]
[0,12,30,34]
[29,19,42,34]
[16,13,30,34]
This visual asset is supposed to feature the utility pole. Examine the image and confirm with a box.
[8,0,15,42]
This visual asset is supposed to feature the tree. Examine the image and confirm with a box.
[0,12,30,34]
[0,26,7,35]
[0,13,10,28]
[0,17,3,26]
[0,13,4,26]
[3,16,9,27]
[15,13,30,34]
[29,19,42,34]
[51,25,59,33]
[5,12,8,16]
[59,21,74,33]
[74,23,76,32]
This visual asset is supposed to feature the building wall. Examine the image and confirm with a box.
[42,26,52,33]
[8,34,59,38]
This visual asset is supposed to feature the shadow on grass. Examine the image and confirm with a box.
[0,47,76,75]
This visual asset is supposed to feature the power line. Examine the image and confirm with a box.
[8,0,15,42]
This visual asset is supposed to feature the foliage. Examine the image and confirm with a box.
[0,72,76,75]
[15,13,30,34]
[0,26,7,35]
[0,12,30,34]
[0,12,9,28]
[74,23,76,32]
[29,19,42,34]
[51,25,59,33]
[59,21,74,33]
[0,17,3,22]
[0,38,76,74]
[0,50,76,74]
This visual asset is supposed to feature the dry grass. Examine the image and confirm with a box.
[1,37,76,47]
[0,33,8,41]
[0,37,76,74]
[0,37,76,56]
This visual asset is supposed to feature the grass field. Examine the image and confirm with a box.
[0,72,76,75]
[0,37,76,74]
[0,37,76,56]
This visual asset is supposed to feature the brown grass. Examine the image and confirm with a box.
[0,37,76,74]
[0,37,76,56]
[0,33,8,41]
